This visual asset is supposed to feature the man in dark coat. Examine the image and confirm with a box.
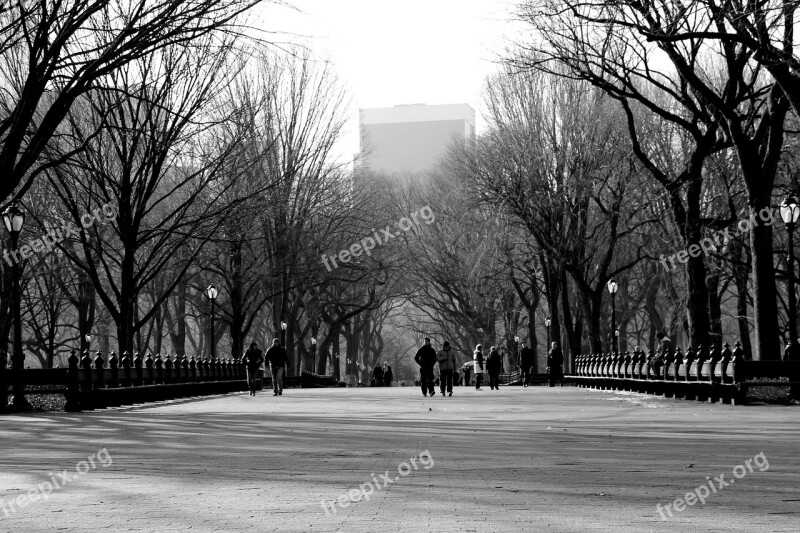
[518,342,534,387]
[243,342,264,396]
[547,342,564,387]
[383,364,393,387]
[372,364,384,387]
[266,339,289,396]
[414,338,437,397]
[486,346,503,390]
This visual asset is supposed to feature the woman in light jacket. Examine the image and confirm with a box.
[473,344,485,390]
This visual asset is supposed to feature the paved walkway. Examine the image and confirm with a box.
[0,385,798,532]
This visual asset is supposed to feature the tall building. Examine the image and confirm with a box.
[359,103,475,175]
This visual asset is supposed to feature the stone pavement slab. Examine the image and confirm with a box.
[0,386,798,532]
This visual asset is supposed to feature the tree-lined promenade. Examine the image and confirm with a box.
[3,1,800,412]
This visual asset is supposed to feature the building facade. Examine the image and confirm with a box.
[359,103,476,175]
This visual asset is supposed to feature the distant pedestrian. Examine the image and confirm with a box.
[266,339,289,396]
[487,346,502,390]
[437,341,458,397]
[650,332,672,377]
[243,342,264,396]
[383,364,393,387]
[462,362,471,387]
[518,342,534,387]
[547,342,563,387]
[733,340,748,361]
[414,338,437,397]
[372,364,384,387]
[658,332,673,357]
[473,344,485,390]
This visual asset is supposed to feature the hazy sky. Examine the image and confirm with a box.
[257,1,522,158]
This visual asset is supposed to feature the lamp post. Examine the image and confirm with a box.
[781,196,800,360]
[514,335,520,372]
[3,203,26,409]
[85,334,92,353]
[544,316,551,352]
[607,279,619,354]
[311,337,317,373]
[280,321,289,373]
[205,284,218,359]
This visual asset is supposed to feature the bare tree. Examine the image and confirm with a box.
[461,67,655,357]
[517,0,791,358]
[0,0,262,206]
[45,35,255,353]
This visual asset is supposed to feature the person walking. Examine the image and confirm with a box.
[243,342,264,396]
[547,341,564,387]
[518,342,534,387]
[383,364,393,387]
[486,346,502,390]
[437,341,458,397]
[473,344,485,390]
[414,338,437,397]
[462,362,471,387]
[650,332,672,377]
[266,339,289,396]
[372,364,384,387]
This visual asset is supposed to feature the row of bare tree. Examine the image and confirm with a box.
[0,2,420,378]
[380,0,800,372]
[4,0,799,377]
[404,0,800,369]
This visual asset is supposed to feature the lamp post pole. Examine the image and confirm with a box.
[206,285,218,359]
[790,226,797,360]
[311,338,317,373]
[781,197,800,360]
[607,279,619,355]
[545,317,551,353]
[3,203,26,410]
[280,321,290,374]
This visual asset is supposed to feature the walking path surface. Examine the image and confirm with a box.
[0,385,798,532]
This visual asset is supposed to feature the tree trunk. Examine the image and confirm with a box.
[707,268,723,349]
[527,306,538,374]
[118,244,137,354]
[559,267,578,371]
[683,185,712,349]
[749,214,780,359]
[332,323,341,381]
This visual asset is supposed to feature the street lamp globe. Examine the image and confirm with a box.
[280,321,287,331]
[311,338,317,346]
[206,284,218,300]
[545,317,551,328]
[2,203,25,235]
[607,278,619,295]
[780,196,800,225]
[514,335,520,343]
